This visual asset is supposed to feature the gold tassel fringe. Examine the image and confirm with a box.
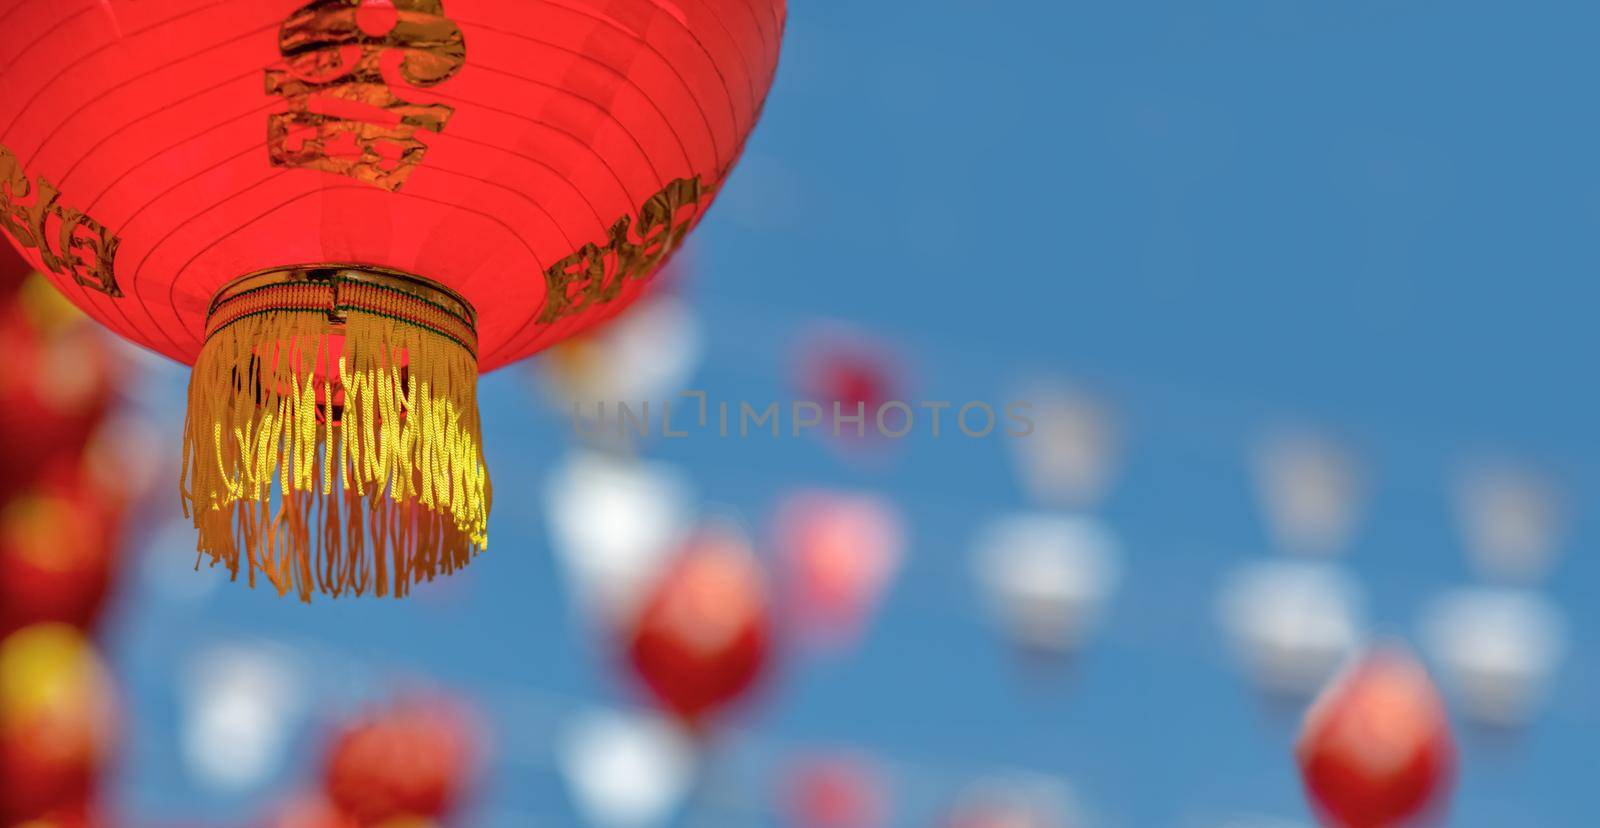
[180,271,491,601]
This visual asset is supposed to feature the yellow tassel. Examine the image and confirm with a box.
[180,271,490,601]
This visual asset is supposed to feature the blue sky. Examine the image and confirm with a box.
[106,2,1596,825]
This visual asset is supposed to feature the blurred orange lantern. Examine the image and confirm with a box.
[626,525,771,729]
[775,491,904,651]
[1296,647,1455,828]
[0,275,117,499]
[322,698,479,826]
[0,480,122,639]
[1,0,785,600]
[0,625,118,825]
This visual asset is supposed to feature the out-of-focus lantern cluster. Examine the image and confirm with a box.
[0,250,131,826]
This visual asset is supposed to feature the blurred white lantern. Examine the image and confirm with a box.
[1253,430,1362,557]
[1421,587,1567,728]
[1006,381,1117,510]
[559,708,697,828]
[545,452,695,629]
[1219,560,1365,698]
[181,644,303,793]
[974,514,1121,656]
[539,295,703,413]
[1454,463,1563,584]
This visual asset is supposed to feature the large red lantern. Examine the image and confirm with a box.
[0,0,785,600]
[1296,647,1455,828]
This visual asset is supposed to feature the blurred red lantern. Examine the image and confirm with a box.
[784,755,888,828]
[626,525,771,728]
[1,0,785,600]
[0,275,118,498]
[1296,647,1455,828]
[0,480,122,639]
[775,491,904,651]
[322,698,479,826]
[0,625,118,825]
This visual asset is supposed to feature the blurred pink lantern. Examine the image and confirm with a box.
[973,514,1121,657]
[1219,561,1366,699]
[776,492,905,651]
[795,325,903,449]
[1254,430,1363,558]
[1006,380,1118,509]
[1453,462,1562,584]
[783,754,889,828]
[1296,647,1455,828]
[1420,588,1566,730]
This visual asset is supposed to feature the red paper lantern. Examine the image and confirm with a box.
[0,0,785,600]
[0,625,118,825]
[626,525,770,728]
[322,698,478,826]
[1296,647,1455,828]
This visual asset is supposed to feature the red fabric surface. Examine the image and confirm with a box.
[0,0,783,370]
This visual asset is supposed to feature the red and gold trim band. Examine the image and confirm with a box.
[205,266,477,359]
